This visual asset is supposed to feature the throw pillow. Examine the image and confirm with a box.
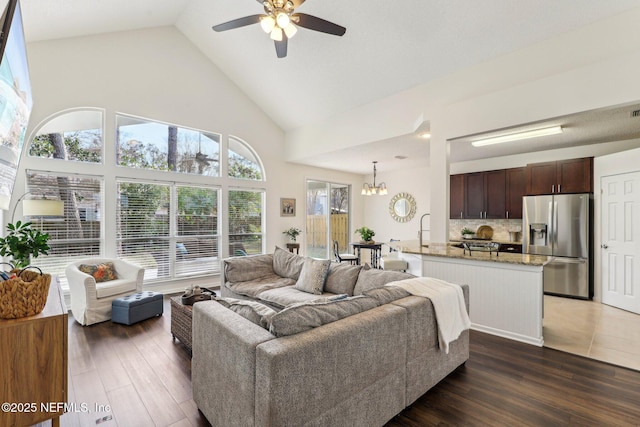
[294,258,331,295]
[78,262,118,283]
[272,246,305,280]
[324,262,362,296]
[214,297,277,329]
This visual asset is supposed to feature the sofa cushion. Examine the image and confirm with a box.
[226,274,296,299]
[95,279,138,299]
[268,295,378,337]
[224,254,275,283]
[79,262,118,282]
[353,267,414,295]
[362,286,411,305]
[214,297,277,329]
[272,247,305,280]
[294,258,330,294]
[256,286,335,309]
[324,262,362,296]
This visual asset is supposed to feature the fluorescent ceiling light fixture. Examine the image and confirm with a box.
[470,126,563,147]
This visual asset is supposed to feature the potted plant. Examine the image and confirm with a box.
[461,227,475,239]
[0,221,52,319]
[283,227,302,242]
[354,226,375,244]
[0,220,51,269]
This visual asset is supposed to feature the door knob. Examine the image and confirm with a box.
[601,244,609,249]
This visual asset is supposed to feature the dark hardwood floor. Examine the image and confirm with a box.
[38,296,640,427]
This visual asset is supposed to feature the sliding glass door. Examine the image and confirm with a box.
[306,180,350,259]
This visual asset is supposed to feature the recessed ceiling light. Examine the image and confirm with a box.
[419,132,431,139]
[395,155,407,160]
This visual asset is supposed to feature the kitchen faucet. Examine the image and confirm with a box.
[419,213,430,247]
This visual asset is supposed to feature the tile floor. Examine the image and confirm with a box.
[543,295,640,372]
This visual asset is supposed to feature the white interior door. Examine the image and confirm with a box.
[601,172,640,314]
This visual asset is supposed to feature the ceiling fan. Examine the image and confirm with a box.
[212,0,346,58]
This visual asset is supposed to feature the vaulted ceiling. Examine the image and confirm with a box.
[20,0,640,173]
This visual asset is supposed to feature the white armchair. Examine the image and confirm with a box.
[66,258,145,326]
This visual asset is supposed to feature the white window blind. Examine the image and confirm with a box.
[117,181,171,280]
[175,185,219,277]
[25,171,103,289]
[117,181,220,280]
[228,189,264,256]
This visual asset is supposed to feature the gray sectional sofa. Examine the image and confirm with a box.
[192,247,469,427]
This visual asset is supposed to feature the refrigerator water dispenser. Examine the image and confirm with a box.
[529,223,548,246]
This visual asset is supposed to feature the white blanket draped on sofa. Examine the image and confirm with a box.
[386,277,471,353]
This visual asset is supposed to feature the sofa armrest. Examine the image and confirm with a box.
[255,304,408,427]
[192,301,274,427]
[221,254,275,285]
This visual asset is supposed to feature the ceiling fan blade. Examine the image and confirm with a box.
[212,14,263,32]
[294,13,346,36]
[274,35,288,58]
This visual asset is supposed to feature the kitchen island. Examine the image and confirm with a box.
[391,240,549,346]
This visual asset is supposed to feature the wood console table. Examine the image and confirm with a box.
[0,278,68,427]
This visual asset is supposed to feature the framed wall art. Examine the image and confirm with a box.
[280,198,296,217]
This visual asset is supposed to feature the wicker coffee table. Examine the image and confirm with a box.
[170,296,194,354]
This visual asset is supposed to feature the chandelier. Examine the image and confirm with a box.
[361,161,388,196]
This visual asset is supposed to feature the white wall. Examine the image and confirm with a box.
[14,27,363,290]
[361,166,430,245]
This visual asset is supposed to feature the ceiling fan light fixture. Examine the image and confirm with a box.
[471,125,563,147]
[270,27,283,41]
[260,16,276,33]
[276,12,290,28]
[283,23,297,38]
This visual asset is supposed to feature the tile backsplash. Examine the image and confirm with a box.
[450,219,523,242]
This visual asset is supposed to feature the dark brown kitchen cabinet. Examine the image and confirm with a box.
[464,169,506,219]
[450,174,465,219]
[526,157,593,195]
[505,167,526,219]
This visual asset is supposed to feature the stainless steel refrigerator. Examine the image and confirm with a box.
[523,193,592,299]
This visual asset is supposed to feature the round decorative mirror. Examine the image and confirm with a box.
[389,192,417,222]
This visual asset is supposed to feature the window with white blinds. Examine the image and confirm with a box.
[25,171,103,288]
[228,189,264,256]
[116,181,220,279]
[176,185,219,277]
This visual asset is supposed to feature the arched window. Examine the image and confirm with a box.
[29,109,103,163]
[228,135,264,180]
[21,109,266,288]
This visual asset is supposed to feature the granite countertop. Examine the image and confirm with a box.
[449,238,522,245]
[390,240,549,266]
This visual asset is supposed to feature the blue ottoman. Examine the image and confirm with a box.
[112,291,163,325]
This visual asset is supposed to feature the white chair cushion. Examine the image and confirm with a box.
[380,258,408,271]
[96,279,139,299]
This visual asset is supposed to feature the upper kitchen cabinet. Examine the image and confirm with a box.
[526,157,593,195]
[505,167,526,219]
[464,169,506,219]
[450,174,465,219]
